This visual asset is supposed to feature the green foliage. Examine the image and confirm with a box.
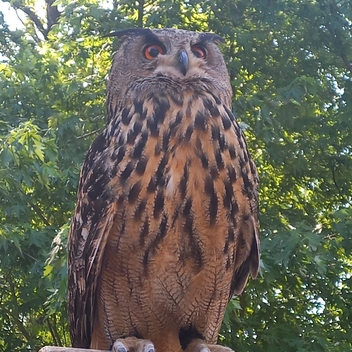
[0,0,351,351]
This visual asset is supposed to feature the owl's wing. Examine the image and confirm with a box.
[68,132,116,348]
[230,208,260,296]
[226,107,260,297]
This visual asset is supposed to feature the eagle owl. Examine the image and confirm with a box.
[68,28,259,352]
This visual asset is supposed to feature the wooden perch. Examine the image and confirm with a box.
[39,347,109,352]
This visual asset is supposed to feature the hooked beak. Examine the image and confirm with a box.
[177,50,189,76]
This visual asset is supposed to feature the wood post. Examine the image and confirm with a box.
[39,347,109,352]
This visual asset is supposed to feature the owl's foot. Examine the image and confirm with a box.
[112,337,155,352]
[184,339,234,352]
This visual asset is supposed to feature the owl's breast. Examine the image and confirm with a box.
[104,89,256,270]
[98,90,258,339]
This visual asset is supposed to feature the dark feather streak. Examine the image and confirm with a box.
[128,182,141,203]
[153,189,164,218]
[147,118,159,137]
[179,164,189,199]
[135,157,148,175]
[120,162,135,182]
[139,216,149,246]
[194,111,207,131]
[121,108,132,125]
[134,199,147,220]
[203,98,220,117]
[131,132,148,159]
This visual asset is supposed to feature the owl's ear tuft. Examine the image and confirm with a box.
[105,28,161,47]
[199,33,224,45]
[105,28,153,40]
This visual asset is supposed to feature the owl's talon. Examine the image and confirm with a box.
[199,347,211,352]
[112,337,155,352]
[112,341,128,352]
[185,339,234,352]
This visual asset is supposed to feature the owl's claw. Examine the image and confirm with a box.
[146,344,155,352]
[184,339,234,352]
[113,341,128,352]
[198,346,211,352]
[112,337,155,352]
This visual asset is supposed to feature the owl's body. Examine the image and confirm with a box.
[68,28,259,352]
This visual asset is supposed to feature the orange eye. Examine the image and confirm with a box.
[192,45,206,59]
[144,44,164,60]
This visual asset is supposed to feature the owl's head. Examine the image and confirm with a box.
[107,28,232,108]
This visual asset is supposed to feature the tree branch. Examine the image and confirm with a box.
[137,0,145,28]
[76,129,101,140]
[340,53,352,75]
[52,315,63,346]
[11,0,61,40]
[239,291,246,319]
[330,161,350,204]
[14,184,52,226]
[28,200,51,227]
[13,3,48,39]
[323,2,352,75]
[45,0,61,34]
[8,281,33,343]
[331,164,340,193]
[47,318,59,346]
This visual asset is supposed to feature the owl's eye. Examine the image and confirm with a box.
[144,44,165,60]
[191,45,206,59]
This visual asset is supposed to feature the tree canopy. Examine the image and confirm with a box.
[0,0,351,351]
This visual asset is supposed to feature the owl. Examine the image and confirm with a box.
[68,28,259,352]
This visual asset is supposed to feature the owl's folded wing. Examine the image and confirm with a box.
[68,133,117,348]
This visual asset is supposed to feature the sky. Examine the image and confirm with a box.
[0,1,113,31]
[0,2,24,30]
